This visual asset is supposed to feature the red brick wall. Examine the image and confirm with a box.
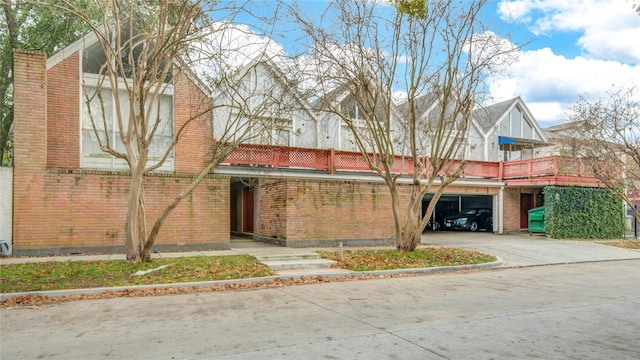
[174,71,213,173]
[13,50,229,254]
[254,179,288,239]
[255,178,410,243]
[253,178,505,244]
[502,187,542,232]
[504,188,521,231]
[13,170,228,251]
[47,51,80,169]
[13,50,48,252]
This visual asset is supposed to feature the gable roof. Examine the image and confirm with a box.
[45,21,289,97]
[473,97,517,133]
[211,55,319,122]
[396,92,486,137]
[45,24,214,96]
[309,81,404,123]
[475,96,549,143]
[396,93,438,120]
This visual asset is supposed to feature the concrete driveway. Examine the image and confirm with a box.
[420,231,640,267]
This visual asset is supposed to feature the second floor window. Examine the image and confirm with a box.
[81,81,174,171]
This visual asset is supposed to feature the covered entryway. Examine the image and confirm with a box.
[230,177,257,236]
[242,186,254,233]
[520,193,534,229]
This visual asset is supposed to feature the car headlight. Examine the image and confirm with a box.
[455,218,468,225]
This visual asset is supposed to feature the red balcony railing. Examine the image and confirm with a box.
[502,156,597,179]
[221,144,600,185]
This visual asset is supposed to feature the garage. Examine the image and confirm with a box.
[422,194,494,232]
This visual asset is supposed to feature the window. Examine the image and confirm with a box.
[523,119,533,138]
[275,128,290,147]
[81,81,174,171]
[347,98,361,121]
[340,124,358,152]
[510,107,522,137]
[82,29,172,82]
[253,118,292,147]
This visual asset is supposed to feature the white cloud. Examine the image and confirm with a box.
[489,1,640,126]
[497,0,640,63]
[185,22,290,87]
[488,46,640,125]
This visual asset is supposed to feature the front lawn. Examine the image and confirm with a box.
[0,255,274,293]
[319,247,497,271]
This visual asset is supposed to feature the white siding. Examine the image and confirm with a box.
[214,63,318,148]
[0,167,12,255]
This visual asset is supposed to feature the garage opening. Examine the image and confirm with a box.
[422,194,494,232]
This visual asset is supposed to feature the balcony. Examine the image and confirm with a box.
[221,144,602,187]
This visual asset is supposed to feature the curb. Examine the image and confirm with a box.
[0,258,504,301]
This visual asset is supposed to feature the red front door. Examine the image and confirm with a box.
[242,187,254,233]
[520,193,534,229]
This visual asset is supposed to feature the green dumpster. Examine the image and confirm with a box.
[528,206,546,236]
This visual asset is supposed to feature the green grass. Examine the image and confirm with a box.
[319,247,497,271]
[597,240,640,250]
[0,255,274,293]
[1,248,499,294]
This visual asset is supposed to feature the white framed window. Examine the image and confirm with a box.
[502,105,538,140]
[340,124,358,152]
[81,76,174,171]
[253,118,292,147]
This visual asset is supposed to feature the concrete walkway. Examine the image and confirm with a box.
[1,232,639,299]
[4,232,638,265]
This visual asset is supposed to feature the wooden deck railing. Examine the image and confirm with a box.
[221,144,598,183]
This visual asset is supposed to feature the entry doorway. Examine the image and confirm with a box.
[230,188,238,232]
[520,193,534,229]
[242,187,254,233]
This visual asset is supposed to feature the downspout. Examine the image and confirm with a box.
[499,186,504,234]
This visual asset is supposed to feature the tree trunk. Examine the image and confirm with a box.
[125,163,145,263]
[398,186,447,252]
[397,229,419,251]
[137,187,148,260]
[386,180,404,248]
[397,191,420,251]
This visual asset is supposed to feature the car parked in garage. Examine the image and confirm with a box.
[443,208,493,232]
[426,209,460,231]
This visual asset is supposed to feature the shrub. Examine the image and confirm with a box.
[544,186,624,239]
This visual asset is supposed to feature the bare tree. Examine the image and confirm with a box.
[567,87,640,224]
[43,0,288,262]
[291,0,517,250]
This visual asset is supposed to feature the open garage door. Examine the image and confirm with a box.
[422,194,493,232]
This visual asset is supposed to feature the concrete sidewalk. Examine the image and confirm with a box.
[1,232,639,299]
[3,231,638,267]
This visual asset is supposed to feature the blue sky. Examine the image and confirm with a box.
[232,0,640,128]
[484,0,640,127]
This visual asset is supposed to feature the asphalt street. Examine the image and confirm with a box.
[2,259,640,359]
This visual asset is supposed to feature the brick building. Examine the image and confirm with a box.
[10,35,604,255]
